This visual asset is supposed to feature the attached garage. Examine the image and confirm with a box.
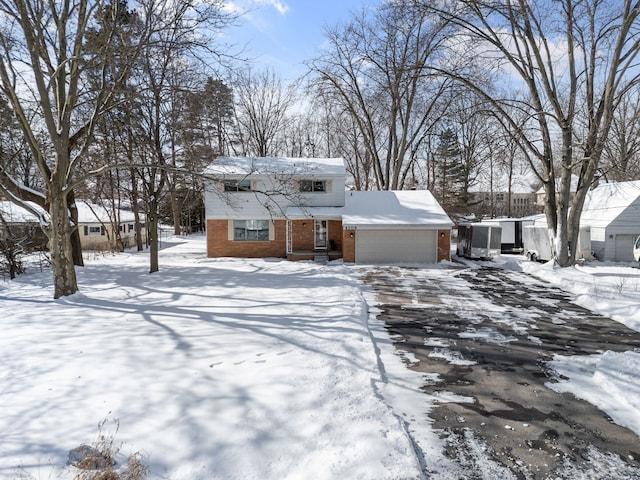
[342,190,453,264]
[356,229,437,264]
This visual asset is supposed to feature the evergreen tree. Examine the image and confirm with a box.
[435,128,464,213]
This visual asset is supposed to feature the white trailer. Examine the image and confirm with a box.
[457,223,502,260]
[523,224,592,262]
[522,225,553,262]
[482,218,535,254]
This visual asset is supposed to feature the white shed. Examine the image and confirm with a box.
[581,181,640,262]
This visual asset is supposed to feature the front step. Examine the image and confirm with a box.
[314,252,329,264]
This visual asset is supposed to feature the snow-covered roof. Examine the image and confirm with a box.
[581,181,640,227]
[0,201,47,223]
[75,202,140,224]
[203,156,346,177]
[285,206,343,220]
[342,190,453,229]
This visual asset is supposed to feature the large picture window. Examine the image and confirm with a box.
[299,179,326,192]
[234,220,269,241]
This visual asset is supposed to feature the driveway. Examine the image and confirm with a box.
[360,265,640,479]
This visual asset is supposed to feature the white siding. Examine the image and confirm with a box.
[356,229,437,264]
[205,174,345,220]
[615,234,637,262]
[602,204,640,260]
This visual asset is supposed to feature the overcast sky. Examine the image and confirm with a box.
[223,0,381,81]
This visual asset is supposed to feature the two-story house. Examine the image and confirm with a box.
[204,156,453,264]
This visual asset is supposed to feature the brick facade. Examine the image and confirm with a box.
[207,219,345,260]
[207,219,287,258]
[437,229,451,262]
[207,220,451,264]
[342,229,356,263]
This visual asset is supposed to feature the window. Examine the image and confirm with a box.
[224,179,252,192]
[85,226,104,236]
[234,220,269,241]
[299,179,326,192]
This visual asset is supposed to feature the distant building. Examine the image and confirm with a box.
[468,172,539,218]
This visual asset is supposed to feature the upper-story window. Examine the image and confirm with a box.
[299,180,326,193]
[224,179,252,192]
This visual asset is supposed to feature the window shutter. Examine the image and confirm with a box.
[101,226,105,236]
[84,225,88,236]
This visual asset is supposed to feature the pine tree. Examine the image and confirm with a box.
[435,128,464,213]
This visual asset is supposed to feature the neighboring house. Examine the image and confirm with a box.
[203,157,453,264]
[76,202,146,251]
[0,200,147,252]
[0,201,48,251]
[581,181,640,262]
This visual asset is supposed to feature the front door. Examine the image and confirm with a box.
[314,220,328,250]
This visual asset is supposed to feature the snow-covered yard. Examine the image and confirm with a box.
[2,235,640,479]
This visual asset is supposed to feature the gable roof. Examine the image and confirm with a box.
[75,202,141,224]
[203,156,346,177]
[581,181,640,228]
[342,190,453,229]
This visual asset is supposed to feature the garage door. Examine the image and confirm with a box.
[615,234,639,262]
[356,229,437,264]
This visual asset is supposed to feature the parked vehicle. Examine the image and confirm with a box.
[457,223,502,260]
[523,225,592,262]
[482,218,534,254]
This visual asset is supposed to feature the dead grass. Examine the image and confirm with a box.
[70,419,149,480]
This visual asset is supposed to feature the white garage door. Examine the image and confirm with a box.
[615,234,638,262]
[356,229,437,264]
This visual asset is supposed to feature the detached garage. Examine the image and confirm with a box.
[341,190,453,264]
[581,181,640,262]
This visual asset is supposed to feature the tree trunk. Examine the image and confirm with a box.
[148,197,159,273]
[556,127,574,266]
[49,192,78,298]
[170,177,181,235]
[68,191,84,266]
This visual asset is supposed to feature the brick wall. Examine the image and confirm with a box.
[290,220,314,251]
[342,229,356,262]
[437,229,451,262]
[207,219,287,258]
[328,220,342,251]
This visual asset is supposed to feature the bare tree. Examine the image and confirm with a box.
[308,2,454,190]
[428,0,640,265]
[0,0,152,297]
[600,87,640,181]
[232,68,296,157]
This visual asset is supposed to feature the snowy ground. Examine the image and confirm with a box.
[1,235,640,479]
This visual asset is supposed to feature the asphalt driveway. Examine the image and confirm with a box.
[360,265,640,479]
